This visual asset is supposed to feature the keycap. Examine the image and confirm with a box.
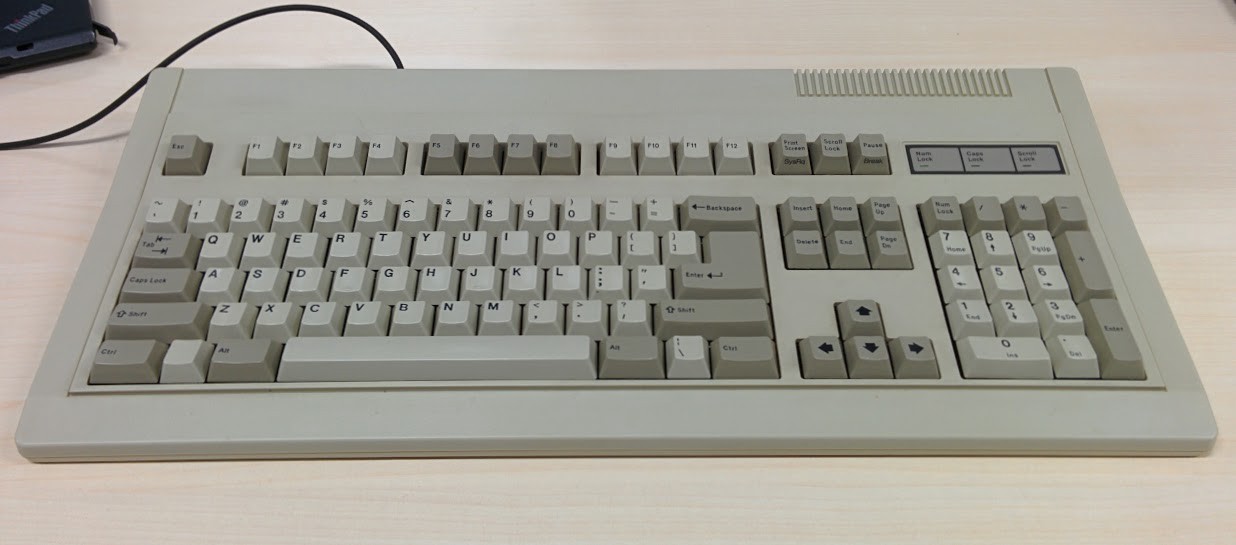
[711,337,778,378]
[1078,299,1145,380]
[599,336,664,379]
[163,135,212,176]
[325,135,368,175]
[779,197,820,235]
[208,302,257,341]
[145,199,188,233]
[589,265,628,302]
[284,233,327,268]
[980,265,1027,303]
[438,197,477,235]
[245,137,288,175]
[798,336,846,379]
[1055,231,1114,302]
[681,196,759,234]
[771,133,811,175]
[641,197,677,234]
[610,299,651,336]
[938,265,984,302]
[253,302,302,343]
[826,230,870,269]
[396,198,437,235]
[344,301,391,337]
[962,196,1006,234]
[860,197,902,234]
[285,136,327,175]
[229,198,273,237]
[300,302,345,336]
[580,231,617,267]
[920,197,964,234]
[713,137,753,175]
[622,231,659,267]
[278,336,598,381]
[208,339,281,383]
[541,134,580,175]
[90,340,166,384]
[520,197,558,236]
[1022,264,1072,303]
[848,133,890,174]
[497,231,535,267]
[326,233,369,268]
[272,198,315,235]
[809,133,850,174]
[945,300,995,339]
[784,230,828,269]
[1012,230,1058,268]
[106,302,211,343]
[503,134,541,175]
[971,230,1017,268]
[662,231,701,266]
[187,198,231,236]
[199,267,245,304]
[286,268,329,304]
[844,336,892,378]
[478,300,520,335]
[411,231,452,268]
[928,230,973,268]
[368,232,411,267]
[1003,196,1048,233]
[312,198,355,235]
[365,135,408,175]
[545,265,584,301]
[240,267,289,304]
[374,266,416,303]
[423,134,464,175]
[654,299,772,340]
[390,301,433,336]
[461,267,501,302]
[675,232,769,300]
[120,268,201,302]
[539,230,576,267]
[464,134,503,175]
[455,232,493,267]
[836,300,883,338]
[355,198,396,236]
[599,137,637,175]
[132,233,200,269]
[1034,299,1085,338]
[637,136,675,175]
[197,232,242,270]
[503,266,542,302]
[567,300,608,339]
[1046,196,1088,235]
[889,337,939,379]
[667,336,711,379]
[329,267,374,304]
[821,197,861,234]
[867,231,912,269]
[160,339,213,384]
[956,336,1052,379]
[990,299,1039,336]
[1047,335,1100,379]
[478,198,518,233]
[676,136,713,175]
[598,199,636,235]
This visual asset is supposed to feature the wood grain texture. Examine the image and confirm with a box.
[1,1,1233,543]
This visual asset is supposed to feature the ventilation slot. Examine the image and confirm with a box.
[794,69,1011,97]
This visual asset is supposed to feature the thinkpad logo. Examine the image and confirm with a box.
[5,3,54,34]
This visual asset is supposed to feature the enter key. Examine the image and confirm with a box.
[674,231,769,300]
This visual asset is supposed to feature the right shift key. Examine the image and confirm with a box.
[1055,231,1115,301]
[1078,299,1146,380]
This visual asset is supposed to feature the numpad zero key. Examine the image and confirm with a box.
[15,67,1217,461]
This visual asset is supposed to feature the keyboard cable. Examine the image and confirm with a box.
[0,4,404,151]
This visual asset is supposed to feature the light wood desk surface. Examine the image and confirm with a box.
[2,1,1234,542]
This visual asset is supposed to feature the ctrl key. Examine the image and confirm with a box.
[711,337,778,379]
[90,340,167,384]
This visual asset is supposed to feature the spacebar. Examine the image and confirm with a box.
[278,336,598,382]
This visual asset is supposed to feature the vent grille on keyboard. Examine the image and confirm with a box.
[794,69,1012,98]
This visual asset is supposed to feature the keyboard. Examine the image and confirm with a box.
[16,67,1217,461]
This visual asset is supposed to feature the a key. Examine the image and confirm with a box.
[889,337,939,379]
[928,230,974,268]
[654,299,772,340]
[423,134,464,175]
[1078,299,1145,380]
[454,231,492,267]
[120,268,201,303]
[344,301,391,337]
[990,299,1039,336]
[674,232,768,300]
[524,300,565,335]
[435,301,477,335]
[163,135,212,176]
[325,232,368,269]
[1055,231,1115,302]
[972,230,1017,267]
[938,265,984,302]
[860,197,902,234]
[187,198,231,236]
[980,265,1027,303]
[956,336,1052,379]
[496,231,535,267]
[1003,196,1048,233]
[611,300,652,336]
[641,197,678,234]
[867,231,912,270]
[464,134,503,175]
[599,336,664,378]
[417,266,460,304]
[145,199,188,233]
[632,265,672,302]
[844,336,893,379]
[1034,299,1086,338]
[478,300,520,335]
[580,231,618,267]
[133,233,200,269]
[784,230,828,269]
[561,197,596,235]
[286,267,330,304]
[676,136,713,175]
[207,303,257,341]
[479,198,518,233]
[460,266,501,302]
[667,335,711,379]
[1047,335,1101,379]
[373,266,416,303]
[253,302,302,343]
[284,232,327,268]
[547,266,586,300]
[541,134,580,175]
[90,340,167,384]
[411,231,452,268]
[567,300,608,339]
[779,197,821,235]
[437,197,477,235]
[520,197,558,236]
[355,198,396,236]
[208,339,281,383]
[300,302,346,336]
[396,198,437,235]
[622,231,659,266]
[1012,230,1058,268]
[711,337,778,378]
[798,336,846,379]
[771,133,811,175]
[197,232,243,270]
[241,232,282,270]
[962,197,1006,234]
[240,267,289,304]
[589,265,628,302]
[809,133,850,174]
[713,137,753,175]
[503,266,543,302]
[503,134,541,175]
[325,135,368,175]
[329,267,374,304]
[638,136,675,175]
[368,232,411,267]
[198,268,245,304]
[271,198,314,235]
[599,137,637,175]
[1022,264,1072,303]
[826,230,870,269]
[364,135,407,175]
[390,301,433,336]
[285,136,327,175]
[662,231,701,266]
[160,339,214,384]
[945,299,996,339]
[836,300,883,338]
[312,198,355,236]
[229,198,273,237]
[538,230,576,267]
[1046,196,1088,235]
[821,197,861,234]
[601,198,638,234]
[848,133,890,175]
[680,196,759,234]
[920,197,964,234]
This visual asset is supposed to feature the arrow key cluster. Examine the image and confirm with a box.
[798,335,938,379]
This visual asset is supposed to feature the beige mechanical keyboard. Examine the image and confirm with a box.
[15,67,1217,461]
